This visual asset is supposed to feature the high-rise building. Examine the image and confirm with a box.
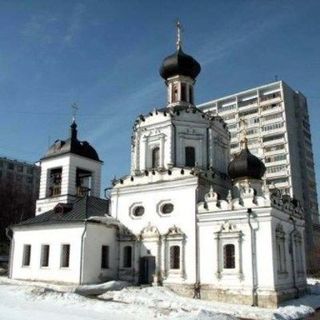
[199,81,319,269]
[0,156,40,249]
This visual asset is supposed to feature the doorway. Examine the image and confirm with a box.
[139,256,155,284]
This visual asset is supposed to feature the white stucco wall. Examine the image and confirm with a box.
[11,224,85,283]
[197,205,306,295]
[111,176,199,284]
[82,223,118,284]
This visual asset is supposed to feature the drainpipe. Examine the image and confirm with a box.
[104,186,113,200]
[79,196,89,284]
[5,227,14,279]
[194,185,201,298]
[172,122,177,166]
[79,220,87,284]
[289,217,299,298]
[206,127,210,169]
[247,208,258,306]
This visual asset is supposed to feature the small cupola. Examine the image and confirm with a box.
[159,21,201,107]
[228,145,266,180]
[159,47,201,80]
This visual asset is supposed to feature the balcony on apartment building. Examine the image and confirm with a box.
[260,103,283,116]
[262,133,286,147]
[259,92,282,106]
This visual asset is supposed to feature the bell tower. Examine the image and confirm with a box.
[35,119,103,215]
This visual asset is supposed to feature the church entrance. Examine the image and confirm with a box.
[139,256,155,284]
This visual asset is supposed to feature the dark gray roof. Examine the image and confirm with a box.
[228,146,266,180]
[160,47,201,80]
[42,121,101,162]
[13,196,109,227]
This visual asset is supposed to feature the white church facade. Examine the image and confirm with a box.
[8,31,307,308]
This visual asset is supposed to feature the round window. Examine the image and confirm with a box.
[133,206,145,217]
[161,203,174,214]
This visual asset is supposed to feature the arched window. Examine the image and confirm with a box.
[172,84,178,102]
[223,244,235,269]
[170,245,180,269]
[152,147,160,168]
[123,246,132,268]
[185,146,195,167]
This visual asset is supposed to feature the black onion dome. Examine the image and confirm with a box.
[228,147,266,180]
[42,121,101,162]
[160,47,201,80]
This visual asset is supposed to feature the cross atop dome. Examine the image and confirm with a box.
[159,22,201,108]
[176,20,183,50]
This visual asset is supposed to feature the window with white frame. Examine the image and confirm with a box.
[165,226,185,278]
[170,246,180,269]
[185,146,195,167]
[22,244,31,267]
[41,245,50,267]
[223,244,235,269]
[152,147,160,168]
[214,222,243,279]
[61,244,70,268]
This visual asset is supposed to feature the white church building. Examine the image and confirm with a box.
[8,32,307,308]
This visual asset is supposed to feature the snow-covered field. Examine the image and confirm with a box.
[0,277,319,320]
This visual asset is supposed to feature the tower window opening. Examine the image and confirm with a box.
[152,147,160,168]
[48,167,62,197]
[223,244,235,269]
[181,83,187,102]
[76,168,92,196]
[170,245,180,269]
[189,87,193,104]
[185,146,195,167]
[172,84,179,102]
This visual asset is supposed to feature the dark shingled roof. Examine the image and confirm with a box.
[42,121,101,162]
[228,146,266,180]
[159,47,201,80]
[13,196,109,227]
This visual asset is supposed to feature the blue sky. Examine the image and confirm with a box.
[0,0,319,198]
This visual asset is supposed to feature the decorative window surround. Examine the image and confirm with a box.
[293,231,304,276]
[164,225,186,280]
[276,224,288,277]
[157,200,174,217]
[214,221,243,280]
[129,202,145,219]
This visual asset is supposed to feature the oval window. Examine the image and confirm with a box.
[133,206,145,217]
[161,203,174,214]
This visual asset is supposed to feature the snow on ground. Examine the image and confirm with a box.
[75,280,129,296]
[0,277,319,320]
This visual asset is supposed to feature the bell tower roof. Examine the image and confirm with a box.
[42,120,101,162]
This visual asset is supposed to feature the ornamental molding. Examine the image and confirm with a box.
[140,222,160,240]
